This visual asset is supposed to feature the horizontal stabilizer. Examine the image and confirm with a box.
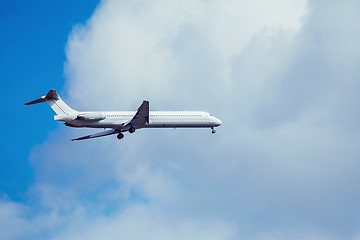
[25,89,76,115]
[71,129,118,141]
[25,96,46,105]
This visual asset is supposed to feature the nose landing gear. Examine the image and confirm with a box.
[211,127,216,134]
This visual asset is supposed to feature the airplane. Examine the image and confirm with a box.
[25,89,222,141]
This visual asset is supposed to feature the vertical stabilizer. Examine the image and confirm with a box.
[25,89,77,115]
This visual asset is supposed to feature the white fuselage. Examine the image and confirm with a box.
[26,89,222,140]
[57,111,222,130]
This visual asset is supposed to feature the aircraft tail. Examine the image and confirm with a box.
[25,89,77,115]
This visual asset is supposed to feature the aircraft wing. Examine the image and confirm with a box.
[128,100,149,128]
[71,129,118,141]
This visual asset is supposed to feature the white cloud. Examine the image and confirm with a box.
[50,205,235,240]
[64,0,307,110]
[5,0,360,239]
[0,195,65,240]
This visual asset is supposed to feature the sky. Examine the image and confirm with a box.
[1,0,360,239]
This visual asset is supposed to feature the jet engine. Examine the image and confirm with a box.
[76,112,106,121]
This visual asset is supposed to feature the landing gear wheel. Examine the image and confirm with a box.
[129,127,136,133]
[211,127,216,134]
[117,133,124,139]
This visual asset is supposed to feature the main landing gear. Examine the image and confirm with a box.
[129,127,136,133]
[117,133,124,139]
[117,127,135,140]
[211,127,216,134]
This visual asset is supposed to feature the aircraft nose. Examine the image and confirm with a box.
[211,116,222,126]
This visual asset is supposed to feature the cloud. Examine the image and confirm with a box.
[50,205,235,240]
[4,0,360,239]
[64,0,307,110]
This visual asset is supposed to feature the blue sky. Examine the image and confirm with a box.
[0,0,99,199]
[1,0,360,239]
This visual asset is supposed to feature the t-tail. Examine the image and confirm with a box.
[25,89,77,115]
